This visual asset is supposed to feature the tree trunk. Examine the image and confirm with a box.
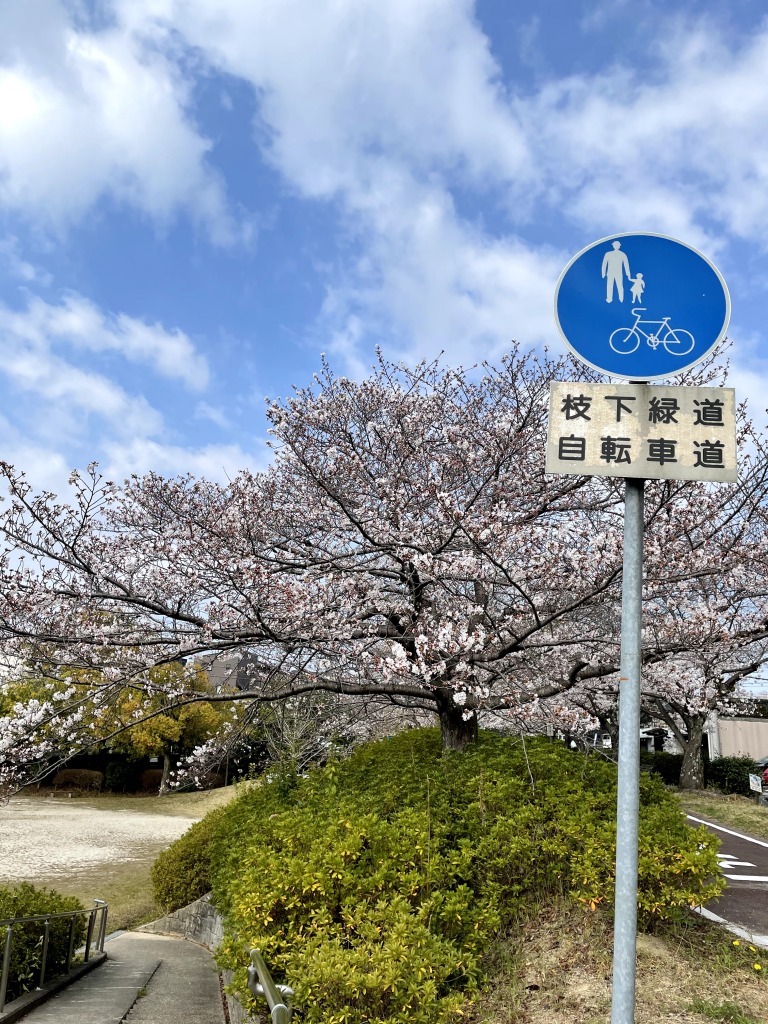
[435,691,478,751]
[158,752,172,796]
[679,714,706,790]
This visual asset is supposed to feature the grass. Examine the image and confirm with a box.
[15,784,245,931]
[470,900,768,1024]
[21,783,241,818]
[32,859,164,932]
[677,790,768,842]
[688,1000,763,1023]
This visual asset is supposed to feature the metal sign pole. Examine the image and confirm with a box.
[610,476,645,1024]
[552,231,732,1024]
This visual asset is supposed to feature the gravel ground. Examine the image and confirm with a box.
[0,797,198,881]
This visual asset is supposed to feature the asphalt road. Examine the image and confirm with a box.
[688,813,768,942]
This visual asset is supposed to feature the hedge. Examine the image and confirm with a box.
[153,729,723,1024]
[706,756,762,797]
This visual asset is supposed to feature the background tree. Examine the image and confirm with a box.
[0,662,233,793]
[104,664,228,793]
[536,501,768,790]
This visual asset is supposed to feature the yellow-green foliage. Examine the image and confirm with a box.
[153,729,724,1023]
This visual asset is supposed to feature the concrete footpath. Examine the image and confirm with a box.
[17,932,226,1024]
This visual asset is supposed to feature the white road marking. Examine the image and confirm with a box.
[687,815,768,848]
[718,854,757,869]
[694,906,768,949]
[722,874,768,882]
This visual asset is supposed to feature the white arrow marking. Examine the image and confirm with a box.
[718,854,757,869]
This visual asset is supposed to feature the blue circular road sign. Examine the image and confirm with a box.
[554,232,730,380]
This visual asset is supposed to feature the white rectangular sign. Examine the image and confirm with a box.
[545,382,737,482]
[750,773,764,794]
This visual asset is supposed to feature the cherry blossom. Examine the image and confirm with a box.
[1,348,767,790]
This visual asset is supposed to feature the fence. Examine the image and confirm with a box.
[248,948,293,1023]
[0,900,108,1013]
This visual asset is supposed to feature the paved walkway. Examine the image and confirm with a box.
[18,932,225,1024]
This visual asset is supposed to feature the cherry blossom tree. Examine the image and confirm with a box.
[639,557,768,789]
[1,348,768,792]
[530,469,768,788]
[0,662,236,794]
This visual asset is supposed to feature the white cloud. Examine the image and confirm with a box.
[102,437,269,483]
[113,0,555,367]
[0,236,51,285]
[194,402,231,430]
[0,412,265,495]
[579,0,632,32]
[519,23,768,248]
[0,294,208,390]
[721,328,768,433]
[0,287,265,490]
[0,414,75,498]
[0,292,216,474]
[322,171,565,365]
[6,1,768,384]
[112,2,768,372]
[126,2,768,252]
[0,340,164,443]
[0,0,238,242]
[119,0,531,195]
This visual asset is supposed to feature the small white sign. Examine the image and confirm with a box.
[546,382,737,482]
[749,773,763,793]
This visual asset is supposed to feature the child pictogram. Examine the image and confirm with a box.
[630,273,645,303]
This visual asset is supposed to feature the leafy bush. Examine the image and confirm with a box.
[0,883,85,1003]
[51,768,103,791]
[104,761,138,793]
[640,750,683,785]
[706,756,760,797]
[154,729,723,1024]
[151,805,231,912]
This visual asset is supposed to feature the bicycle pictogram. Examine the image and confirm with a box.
[609,308,695,357]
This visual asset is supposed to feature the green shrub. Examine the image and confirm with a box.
[706,757,759,797]
[218,800,492,1024]
[640,750,683,785]
[0,883,85,1003]
[104,761,138,793]
[151,804,232,912]
[51,768,103,791]
[155,729,723,1024]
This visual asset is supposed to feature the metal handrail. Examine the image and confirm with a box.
[0,900,108,1012]
[247,948,293,1023]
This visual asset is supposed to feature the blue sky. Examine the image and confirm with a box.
[2,0,768,493]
